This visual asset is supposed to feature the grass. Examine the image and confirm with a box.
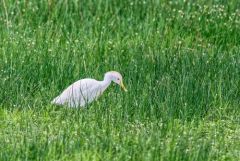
[0,0,240,160]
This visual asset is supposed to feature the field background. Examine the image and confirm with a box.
[0,0,240,160]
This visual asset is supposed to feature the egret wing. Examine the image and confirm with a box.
[52,79,103,107]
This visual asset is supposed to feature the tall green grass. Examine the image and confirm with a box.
[0,0,240,160]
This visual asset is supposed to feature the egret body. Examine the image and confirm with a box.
[51,71,127,107]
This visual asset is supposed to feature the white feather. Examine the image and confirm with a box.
[51,71,126,108]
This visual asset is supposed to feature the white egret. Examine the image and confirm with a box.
[51,71,127,107]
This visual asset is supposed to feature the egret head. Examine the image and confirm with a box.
[104,71,127,92]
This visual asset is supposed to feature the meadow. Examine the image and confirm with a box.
[0,0,240,160]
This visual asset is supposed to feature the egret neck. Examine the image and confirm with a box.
[100,75,112,92]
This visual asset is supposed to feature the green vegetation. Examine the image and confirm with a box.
[0,0,240,160]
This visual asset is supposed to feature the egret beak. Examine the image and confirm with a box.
[120,81,128,92]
